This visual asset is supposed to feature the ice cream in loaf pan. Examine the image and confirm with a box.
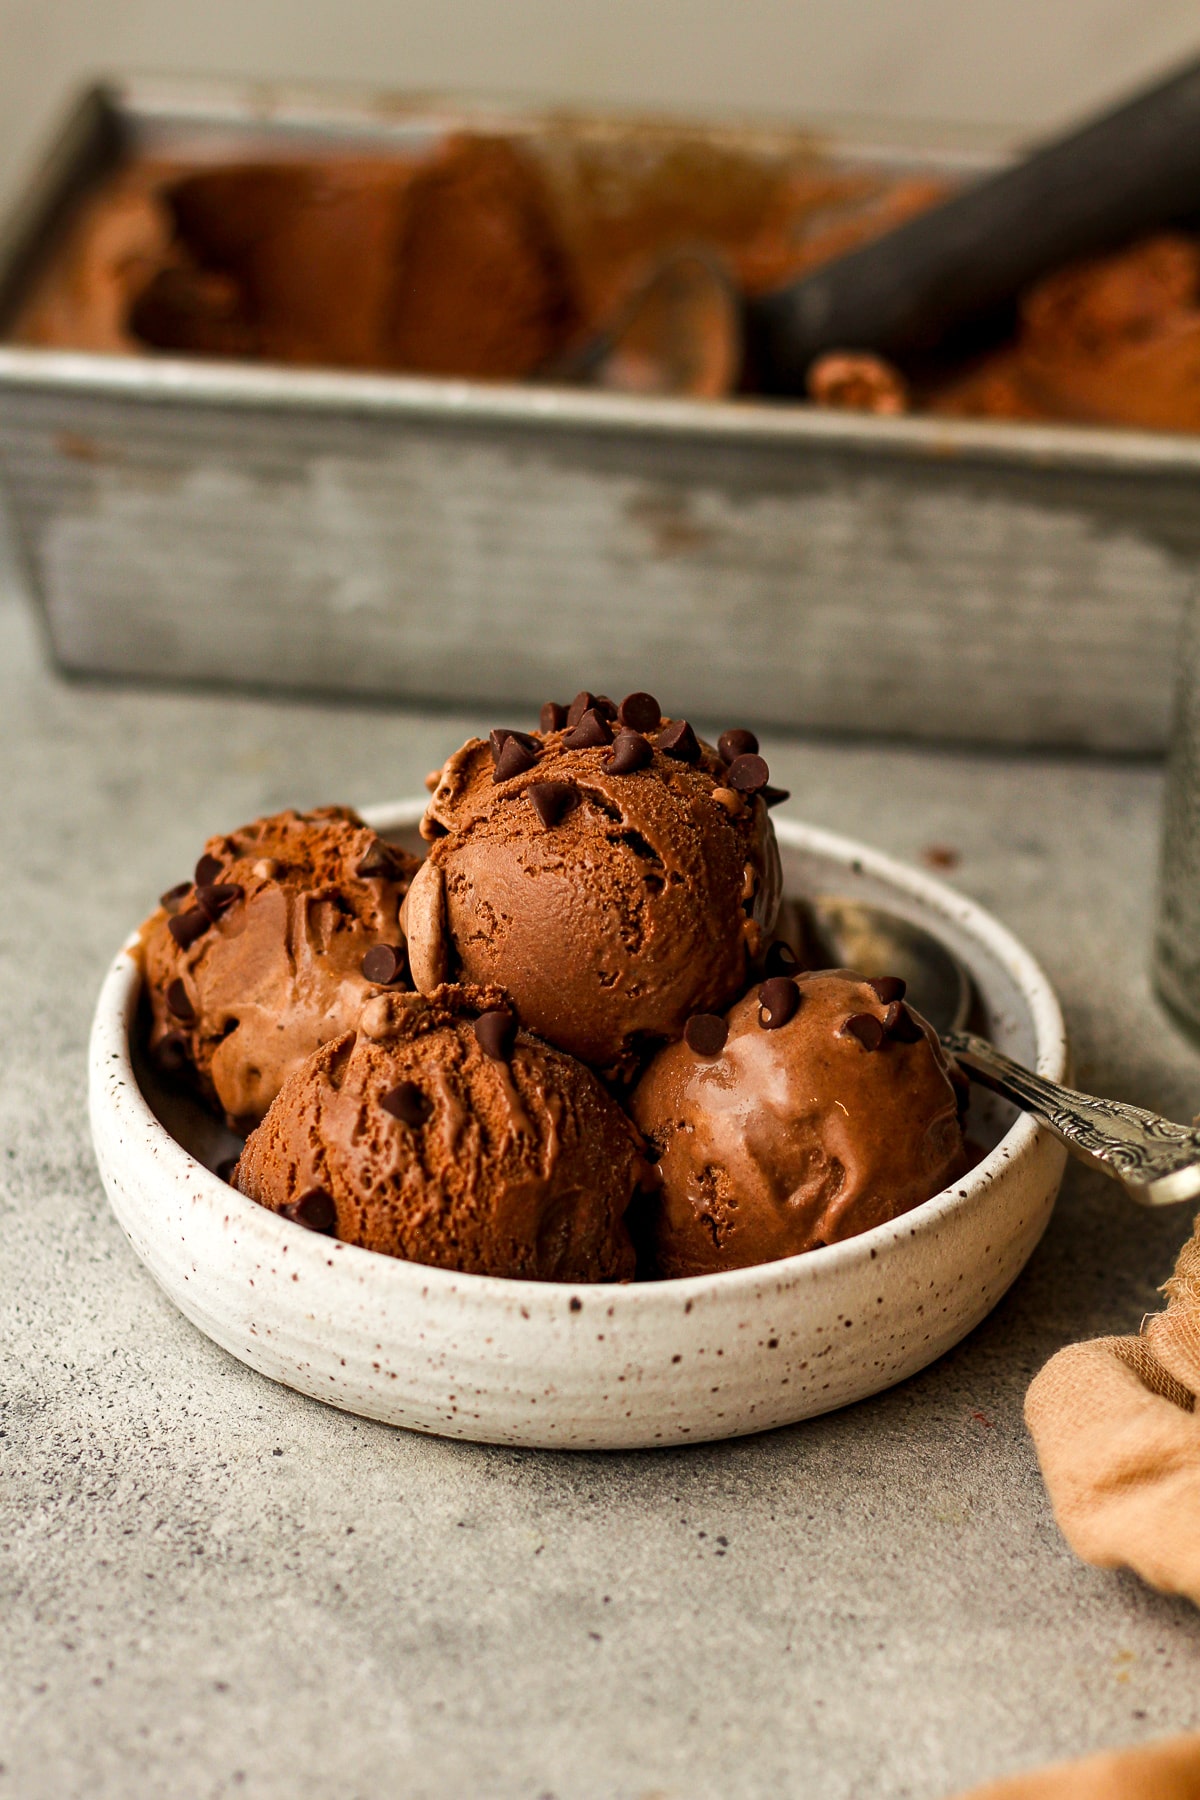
[930,232,1200,431]
[129,136,578,379]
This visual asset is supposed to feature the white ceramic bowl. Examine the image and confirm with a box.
[89,804,1067,1449]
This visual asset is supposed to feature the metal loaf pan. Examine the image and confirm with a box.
[0,78,1195,753]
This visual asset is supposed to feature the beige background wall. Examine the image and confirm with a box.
[2,0,1200,213]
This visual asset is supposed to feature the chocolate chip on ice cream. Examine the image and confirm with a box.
[361,943,407,986]
[868,975,907,1004]
[617,692,662,732]
[656,719,700,763]
[608,730,653,776]
[757,975,800,1029]
[562,709,613,750]
[632,970,968,1276]
[474,1007,517,1061]
[843,1011,886,1050]
[717,727,758,764]
[526,781,579,828]
[140,806,419,1131]
[726,753,770,795]
[683,1013,729,1058]
[379,1080,431,1126]
[234,985,644,1281]
[280,1187,338,1233]
[492,734,540,783]
[411,707,782,1074]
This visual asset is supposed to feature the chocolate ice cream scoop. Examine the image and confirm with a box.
[408,697,784,1075]
[934,232,1200,431]
[142,159,419,368]
[128,135,574,379]
[632,970,968,1277]
[140,806,418,1131]
[385,133,577,379]
[234,983,643,1281]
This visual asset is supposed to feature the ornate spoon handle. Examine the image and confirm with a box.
[943,1030,1200,1207]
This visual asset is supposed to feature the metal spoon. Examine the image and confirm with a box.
[806,895,1200,1209]
[801,896,972,1036]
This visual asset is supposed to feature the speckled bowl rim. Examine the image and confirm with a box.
[90,803,1067,1312]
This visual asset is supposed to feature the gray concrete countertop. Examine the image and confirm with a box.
[2,565,1200,1800]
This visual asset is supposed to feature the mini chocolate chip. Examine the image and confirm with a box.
[281,1187,337,1234]
[608,730,653,775]
[540,701,567,732]
[727,753,770,794]
[156,1031,190,1072]
[684,1013,728,1057]
[165,977,195,1023]
[868,975,907,1004]
[758,976,800,1029]
[718,728,758,763]
[196,881,243,919]
[355,840,398,879]
[567,691,599,727]
[216,1156,239,1185]
[764,941,801,977]
[562,709,612,750]
[168,907,210,950]
[844,1012,885,1050]
[490,727,541,763]
[619,692,661,732]
[380,1081,431,1126]
[882,1001,903,1034]
[527,781,579,828]
[361,943,406,985]
[761,786,791,809]
[594,696,619,720]
[888,1003,925,1043]
[159,881,192,914]
[492,735,540,783]
[475,1009,517,1061]
[657,719,700,763]
[194,853,223,887]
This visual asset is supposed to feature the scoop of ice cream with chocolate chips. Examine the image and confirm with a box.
[632,969,969,1277]
[406,691,785,1075]
[141,806,419,1131]
[233,983,645,1281]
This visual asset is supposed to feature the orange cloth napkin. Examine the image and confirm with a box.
[1025,1216,1200,1603]
[948,1230,1200,1796]
[955,1734,1200,1799]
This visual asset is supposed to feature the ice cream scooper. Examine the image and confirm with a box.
[815,896,1200,1208]
[747,51,1200,393]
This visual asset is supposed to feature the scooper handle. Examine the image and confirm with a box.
[749,54,1200,389]
[944,1029,1200,1207]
